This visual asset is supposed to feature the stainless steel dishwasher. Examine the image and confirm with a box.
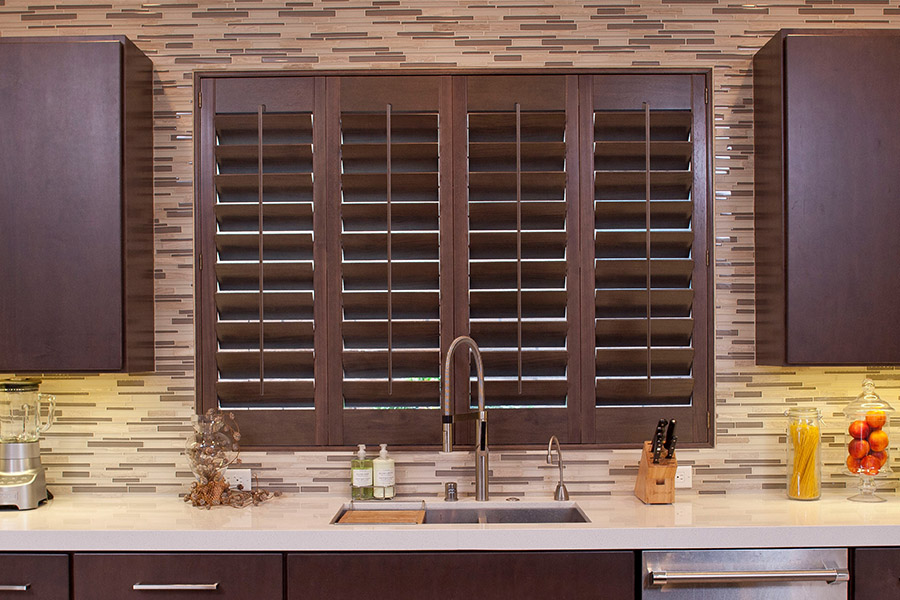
[642,548,848,599]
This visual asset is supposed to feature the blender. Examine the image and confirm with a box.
[0,379,55,509]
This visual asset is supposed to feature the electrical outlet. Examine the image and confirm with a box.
[225,468,252,490]
[674,465,692,489]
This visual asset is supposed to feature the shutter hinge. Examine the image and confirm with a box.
[704,86,708,104]
[706,249,710,266]
[198,253,202,271]
[708,411,711,429]
[198,91,202,109]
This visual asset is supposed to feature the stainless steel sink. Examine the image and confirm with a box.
[425,503,589,524]
[332,501,590,524]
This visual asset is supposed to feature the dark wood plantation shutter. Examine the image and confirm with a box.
[328,77,448,445]
[197,78,325,445]
[585,74,711,444]
[455,76,582,444]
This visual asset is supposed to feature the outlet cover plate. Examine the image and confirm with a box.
[225,468,252,490]
[674,465,692,489]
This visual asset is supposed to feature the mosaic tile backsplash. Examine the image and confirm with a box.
[1,0,898,498]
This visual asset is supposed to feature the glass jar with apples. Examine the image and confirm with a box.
[843,379,894,502]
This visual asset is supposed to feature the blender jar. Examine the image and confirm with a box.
[0,379,55,442]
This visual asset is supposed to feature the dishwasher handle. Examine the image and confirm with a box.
[649,568,850,586]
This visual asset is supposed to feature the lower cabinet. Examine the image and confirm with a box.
[0,554,68,599]
[72,553,283,600]
[853,547,899,598]
[287,551,635,600]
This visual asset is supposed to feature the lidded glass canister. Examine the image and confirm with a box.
[843,378,894,502]
[786,407,823,500]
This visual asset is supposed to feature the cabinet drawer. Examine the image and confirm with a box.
[288,551,634,600]
[73,553,282,600]
[854,547,900,598]
[0,554,68,600]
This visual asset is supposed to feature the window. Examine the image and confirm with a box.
[195,71,711,448]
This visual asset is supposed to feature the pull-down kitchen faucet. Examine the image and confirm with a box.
[441,336,489,501]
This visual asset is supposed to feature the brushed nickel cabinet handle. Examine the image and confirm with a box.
[650,568,849,586]
[0,584,30,591]
[133,583,219,591]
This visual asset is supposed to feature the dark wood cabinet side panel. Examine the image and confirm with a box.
[783,35,900,364]
[0,40,124,371]
[752,33,788,366]
[853,547,900,598]
[121,37,155,373]
[73,553,283,600]
[0,554,69,600]
[287,551,635,600]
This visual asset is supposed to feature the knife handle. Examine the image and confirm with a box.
[663,419,676,451]
[667,436,678,459]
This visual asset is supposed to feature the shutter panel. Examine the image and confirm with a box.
[459,76,580,443]
[589,74,710,444]
[334,77,447,444]
[198,77,323,445]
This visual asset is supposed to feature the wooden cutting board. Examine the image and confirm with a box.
[337,509,425,524]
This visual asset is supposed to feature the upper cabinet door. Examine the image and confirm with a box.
[754,31,900,365]
[0,36,153,373]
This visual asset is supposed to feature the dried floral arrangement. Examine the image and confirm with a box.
[183,409,281,509]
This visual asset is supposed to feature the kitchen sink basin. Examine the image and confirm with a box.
[332,501,590,524]
[424,504,588,524]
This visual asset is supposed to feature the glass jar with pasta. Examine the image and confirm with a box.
[786,407,822,501]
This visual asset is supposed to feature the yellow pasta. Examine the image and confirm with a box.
[788,421,820,500]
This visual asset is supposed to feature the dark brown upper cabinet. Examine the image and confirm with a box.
[754,30,900,366]
[0,36,154,373]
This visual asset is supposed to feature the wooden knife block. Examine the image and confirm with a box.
[634,440,677,505]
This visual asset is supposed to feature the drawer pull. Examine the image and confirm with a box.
[650,568,849,586]
[133,583,219,591]
[0,585,30,592]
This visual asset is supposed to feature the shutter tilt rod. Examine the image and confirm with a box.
[644,101,651,396]
[386,103,393,395]
[258,104,266,395]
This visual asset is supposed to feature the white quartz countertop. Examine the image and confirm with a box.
[1,491,897,552]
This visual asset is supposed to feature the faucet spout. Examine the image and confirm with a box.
[547,435,569,501]
[441,335,489,501]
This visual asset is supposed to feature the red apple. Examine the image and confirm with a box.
[849,420,871,440]
[848,438,870,459]
[860,454,881,475]
[870,450,888,468]
[847,455,861,473]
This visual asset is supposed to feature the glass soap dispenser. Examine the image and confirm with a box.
[843,379,895,503]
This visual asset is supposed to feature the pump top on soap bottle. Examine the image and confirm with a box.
[372,443,396,500]
[350,444,373,500]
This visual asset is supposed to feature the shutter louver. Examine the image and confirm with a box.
[212,108,317,409]
[593,92,698,408]
[339,97,442,413]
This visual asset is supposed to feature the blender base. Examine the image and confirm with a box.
[0,442,49,510]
